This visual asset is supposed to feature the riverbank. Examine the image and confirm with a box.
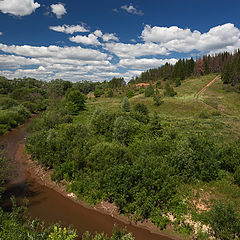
[0,120,181,240]
[21,143,181,240]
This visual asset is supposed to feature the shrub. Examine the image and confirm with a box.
[234,167,240,186]
[164,83,177,97]
[133,103,148,115]
[153,94,163,106]
[208,201,240,240]
[126,90,135,98]
[0,97,18,110]
[94,89,104,97]
[145,84,154,97]
[106,89,114,98]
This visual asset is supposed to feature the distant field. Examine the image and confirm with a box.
[75,74,240,142]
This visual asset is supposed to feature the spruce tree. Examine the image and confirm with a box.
[122,96,130,112]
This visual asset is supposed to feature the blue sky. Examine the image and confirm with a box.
[0,0,240,82]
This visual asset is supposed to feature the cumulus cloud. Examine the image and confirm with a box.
[69,33,101,45]
[49,24,89,34]
[0,0,40,16]
[121,4,143,16]
[2,22,240,82]
[93,30,119,42]
[0,32,2,35]
[51,3,66,18]
[141,23,240,54]
[0,43,107,61]
[102,33,119,42]
[93,30,103,37]
[119,58,178,69]
[104,42,169,59]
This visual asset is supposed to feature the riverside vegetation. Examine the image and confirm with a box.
[1,50,240,239]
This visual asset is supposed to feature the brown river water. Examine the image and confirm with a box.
[0,119,176,240]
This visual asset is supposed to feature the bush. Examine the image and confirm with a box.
[153,94,163,106]
[94,89,104,97]
[234,167,240,186]
[113,116,142,145]
[130,111,149,124]
[208,201,240,240]
[106,89,114,98]
[145,84,154,97]
[126,90,134,98]
[0,97,18,110]
[90,111,119,137]
[133,103,148,115]
[164,83,177,97]
[22,101,38,113]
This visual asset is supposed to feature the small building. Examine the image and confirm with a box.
[136,83,150,88]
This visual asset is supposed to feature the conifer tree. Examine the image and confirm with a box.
[122,96,130,112]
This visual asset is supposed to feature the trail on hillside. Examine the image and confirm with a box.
[195,75,220,98]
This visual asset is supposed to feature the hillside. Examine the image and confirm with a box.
[23,73,240,240]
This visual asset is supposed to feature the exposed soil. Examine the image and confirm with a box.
[195,75,220,98]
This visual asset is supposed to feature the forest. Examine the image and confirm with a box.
[1,50,240,239]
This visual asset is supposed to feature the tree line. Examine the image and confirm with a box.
[128,49,240,88]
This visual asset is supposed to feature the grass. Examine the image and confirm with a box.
[74,74,240,143]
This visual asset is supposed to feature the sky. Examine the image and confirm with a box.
[0,0,240,82]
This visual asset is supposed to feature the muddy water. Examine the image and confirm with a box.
[0,120,175,240]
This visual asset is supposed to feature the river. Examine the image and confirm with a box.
[0,119,176,240]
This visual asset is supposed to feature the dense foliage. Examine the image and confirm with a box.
[26,100,240,236]
[0,77,49,134]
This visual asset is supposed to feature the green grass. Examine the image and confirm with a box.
[74,74,240,143]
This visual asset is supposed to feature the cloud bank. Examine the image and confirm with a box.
[1,23,240,82]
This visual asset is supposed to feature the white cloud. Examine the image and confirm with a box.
[102,33,119,42]
[123,70,144,81]
[141,25,197,43]
[93,30,119,42]
[0,32,2,35]
[0,0,40,16]
[2,22,240,82]
[0,43,107,61]
[69,34,101,45]
[104,42,169,59]
[121,4,143,16]
[51,3,66,19]
[119,58,178,69]
[94,30,103,37]
[141,23,240,54]
[49,24,89,34]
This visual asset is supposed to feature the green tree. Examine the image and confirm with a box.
[163,83,177,97]
[122,97,130,112]
[65,89,86,114]
[153,94,163,106]
[144,84,154,97]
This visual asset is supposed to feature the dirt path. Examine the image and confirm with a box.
[195,75,220,98]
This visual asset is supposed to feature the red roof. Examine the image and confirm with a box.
[136,83,150,87]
